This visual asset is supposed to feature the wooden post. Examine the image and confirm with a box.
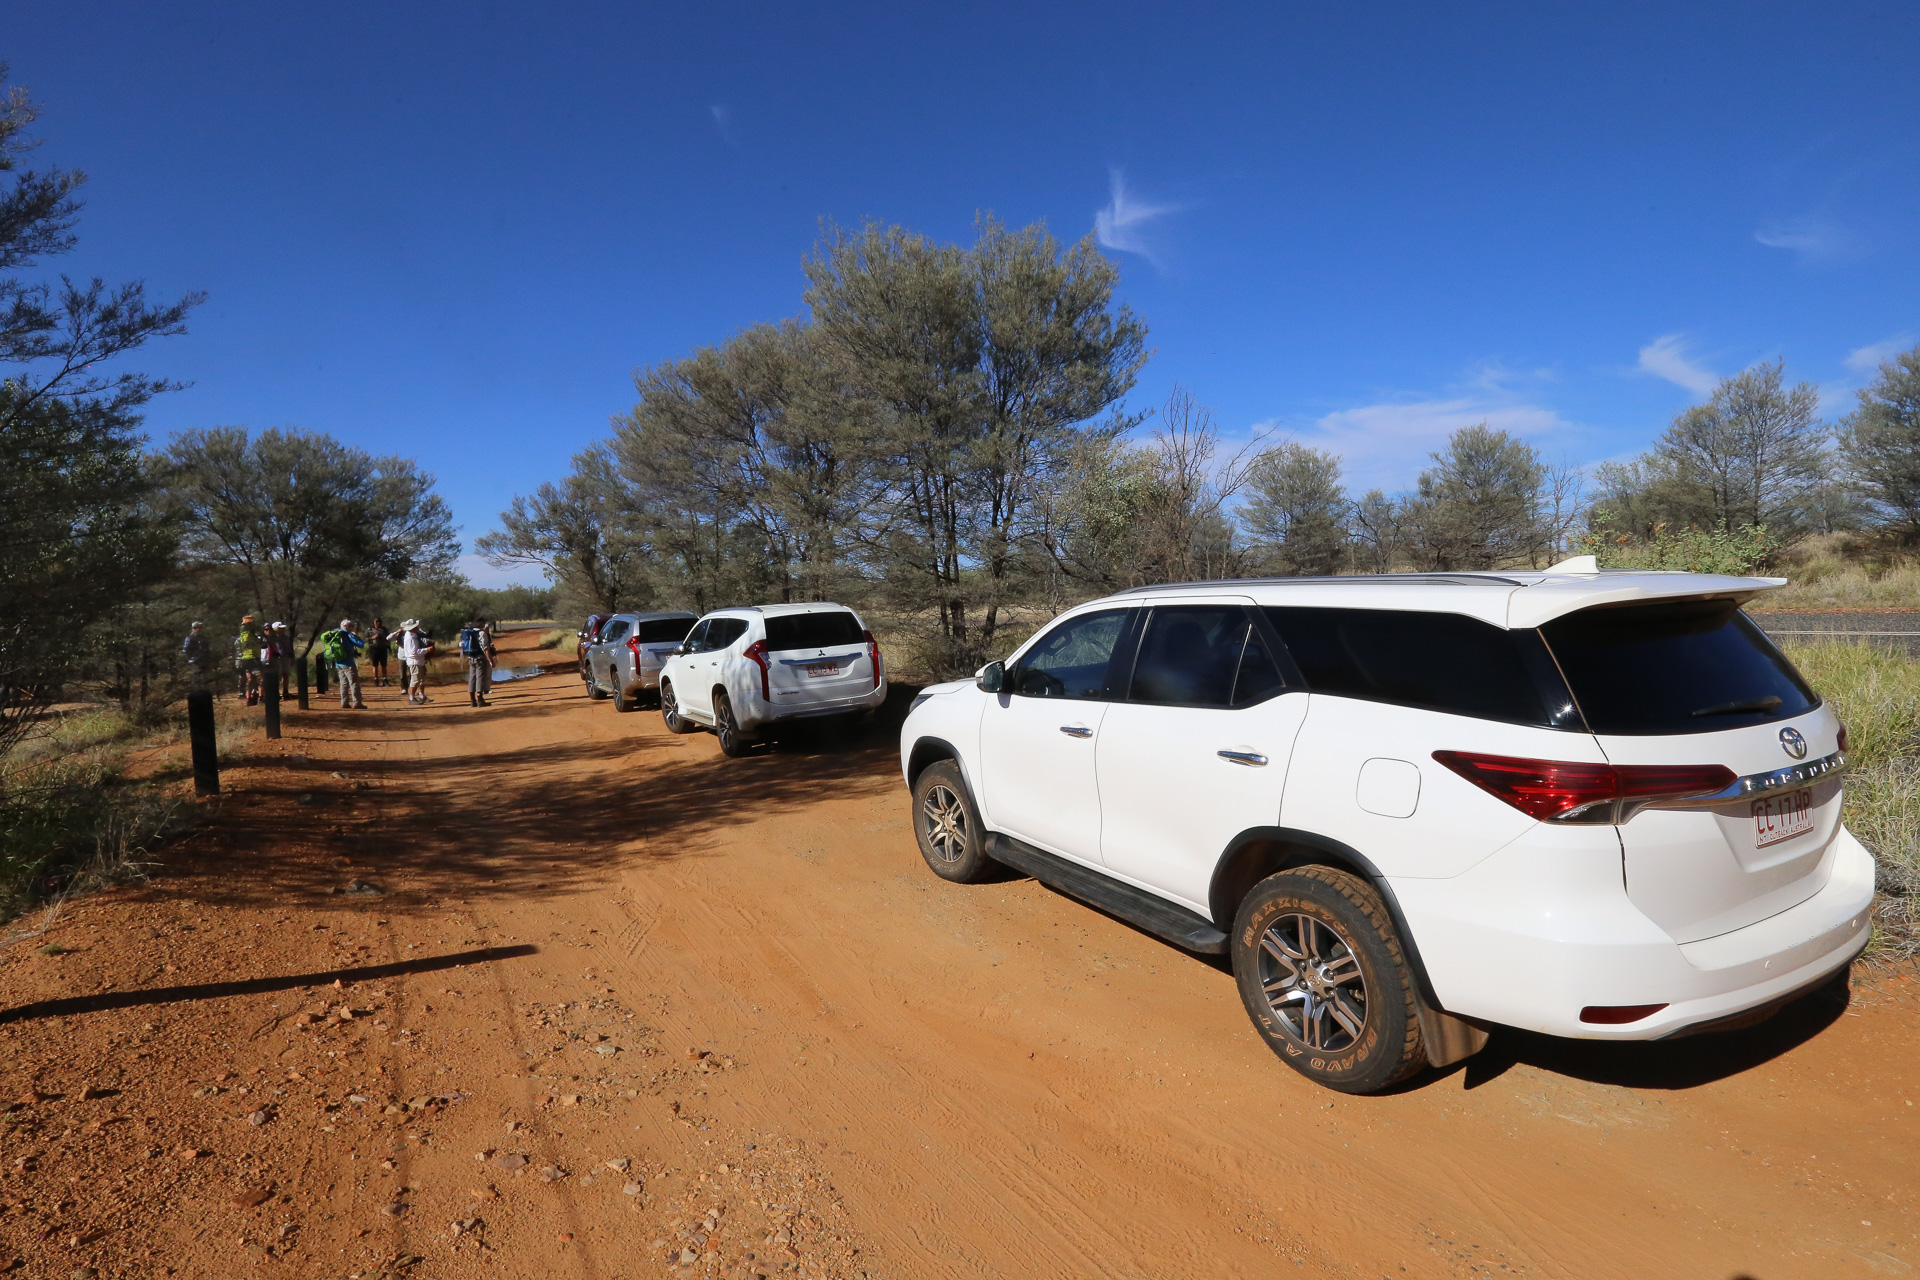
[187,690,220,795]
[263,672,281,738]
[296,656,309,710]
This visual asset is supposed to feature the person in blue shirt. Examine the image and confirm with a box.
[319,619,369,709]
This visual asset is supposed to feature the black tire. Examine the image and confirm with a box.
[586,667,608,700]
[661,681,697,734]
[1230,866,1425,1095]
[714,693,753,758]
[612,683,634,713]
[911,760,995,883]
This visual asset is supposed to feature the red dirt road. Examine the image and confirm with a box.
[1,628,1916,1279]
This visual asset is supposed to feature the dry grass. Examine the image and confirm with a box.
[1785,640,1920,961]
[1751,540,1920,612]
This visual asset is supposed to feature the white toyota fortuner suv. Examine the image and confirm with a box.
[897,562,1873,1093]
[660,602,888,756]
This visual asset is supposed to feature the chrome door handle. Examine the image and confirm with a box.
[1059,725,1093,738]
[1218,750,1268,767]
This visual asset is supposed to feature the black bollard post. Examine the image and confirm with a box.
[263,672,281,738]
[315,657,328,697]
[296,656,309,710]
[187,689,220,795]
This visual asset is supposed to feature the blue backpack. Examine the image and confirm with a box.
[459,625,483,657]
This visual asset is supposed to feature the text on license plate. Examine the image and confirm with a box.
[804,662,840,678]
[1753,790,1814,848]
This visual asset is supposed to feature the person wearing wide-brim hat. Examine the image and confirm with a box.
[394,618,435,705]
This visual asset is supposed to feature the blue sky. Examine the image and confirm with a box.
[7,2,1917,586]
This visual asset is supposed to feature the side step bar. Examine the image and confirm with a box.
[985,833,1229,955]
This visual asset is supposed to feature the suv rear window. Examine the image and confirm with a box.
[764,611,864,652]
[636,617,695,644]
[1264,607,1569,727]
[1541,599,1818,735]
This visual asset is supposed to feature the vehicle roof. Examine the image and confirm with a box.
[1105,563,1788,630]
[608,610,698,621]
[703,602,861,619]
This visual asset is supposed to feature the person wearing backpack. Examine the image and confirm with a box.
[459,616,494,707]
[319,618,369,709]
[234,615,266,706]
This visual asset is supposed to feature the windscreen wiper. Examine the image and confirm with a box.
[1691,696,1782,717]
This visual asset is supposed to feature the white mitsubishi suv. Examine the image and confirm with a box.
[660,602,888,756]
[898,563,1874,1093]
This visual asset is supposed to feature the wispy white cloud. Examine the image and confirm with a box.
[456,553,548,591]
[1094,169,1177,268]
[1289,397,1578,495]
[1754,213,1859,264]
[710,104,736,145]
[1845,333,1915,374]
[1636,334,1717,396]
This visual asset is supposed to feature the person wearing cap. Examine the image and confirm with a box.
[319,618,369,709]
[366,616,392,687]
[394,619,434,705]
[234,614,266,705]
[181,622,212,689]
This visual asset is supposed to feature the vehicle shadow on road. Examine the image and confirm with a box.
[1451,971,1852,1091]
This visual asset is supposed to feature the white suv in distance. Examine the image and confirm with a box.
[659,603,888,756]
[898,565,1874,1093]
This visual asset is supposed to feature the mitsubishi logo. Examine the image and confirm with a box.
[1779,727,1808,760]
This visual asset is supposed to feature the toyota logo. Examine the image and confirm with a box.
[1779,727,1808,760]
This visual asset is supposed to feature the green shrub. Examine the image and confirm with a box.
[1575,518,1773,575]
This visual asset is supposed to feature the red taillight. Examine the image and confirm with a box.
[744,639,770,700]
[1432,751,1734,823]
[863,628,881,689]
[627,636,642,662]
[1580,1003,1668,1025]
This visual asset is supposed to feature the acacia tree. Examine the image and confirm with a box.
[0,68,201,753]
[161,428,459,653]
[1241,441,1349,576]
[805,216,1147,665]
[1400,425,1548,570]
[1842,343,1920,537]
[476,445,650,617]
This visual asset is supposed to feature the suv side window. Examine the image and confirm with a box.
[1129,606,1285,708]
[705,618,750,650]
[1013,610,1132,699]
[1263,606,1568,727]
[680,620,711,653]
[601,620,630,645]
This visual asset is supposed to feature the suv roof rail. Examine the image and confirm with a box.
[1113,572,1530,595]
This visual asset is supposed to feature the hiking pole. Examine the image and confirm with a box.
[264,672,281,738]
[296,656,309,710]
[187,690,220,796]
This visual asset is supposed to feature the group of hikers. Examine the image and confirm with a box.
[182,615,501,709]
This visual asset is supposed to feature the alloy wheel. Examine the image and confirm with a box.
[1257,913,1368,1052]
[921,784,968,863]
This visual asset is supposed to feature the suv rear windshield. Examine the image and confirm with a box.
[1263,607,1575,727]
[636,617,695,644]
[1541,599,1818,735]
[764,611,864,652]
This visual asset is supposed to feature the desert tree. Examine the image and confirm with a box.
[477,444,652,617]
[1399,424,1549,570]
[1240,441,1349,576]
[1841,342,1920,537]
[160,427,458,654]
[0,67,201,752]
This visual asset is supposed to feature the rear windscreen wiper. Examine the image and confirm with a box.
[1691,696,1782,717]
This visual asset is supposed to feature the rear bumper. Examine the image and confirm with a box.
[739,682,887,731]
[1394,824,1876,1040]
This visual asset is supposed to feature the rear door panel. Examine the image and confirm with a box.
[1600,709,1845,943]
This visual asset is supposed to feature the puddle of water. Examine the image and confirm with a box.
[490,665,546,682]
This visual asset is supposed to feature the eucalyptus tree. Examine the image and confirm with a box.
[1241,441,1350,576]
[1842,343,1920,536]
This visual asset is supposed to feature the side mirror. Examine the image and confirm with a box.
[976,660,1005,693]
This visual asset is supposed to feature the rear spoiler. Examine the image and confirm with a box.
[1506,566,1788,630]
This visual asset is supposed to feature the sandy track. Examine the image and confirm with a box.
[0,628,1915,1279]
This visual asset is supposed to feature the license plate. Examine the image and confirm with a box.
[1753,790,1814,848]
[804,662,839,678]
